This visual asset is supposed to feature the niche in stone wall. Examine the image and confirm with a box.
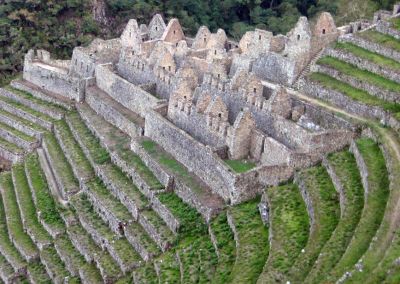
[262,86,273,100]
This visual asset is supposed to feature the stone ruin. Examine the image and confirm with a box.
[19,12,359,204]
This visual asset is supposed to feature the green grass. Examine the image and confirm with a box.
[40,246,70,281]
[210,213,236,284]
[390,17,400,30]
[156,251,181,283]
[27,262,51,283]
[0,109,45,132]
[0,120,36,142]
[0,136,24,153]
[334,42,400,70]
[288,166,340,283]
[224,159,256,173]
[229,198,269,283]
[133,263,158,284]
[305,150,365,284]
[318,56,400,93]
[258,184,309,283]
[25,153,65,231]
[327,138,390,282]
[67,112,110,165]
[310,72,400,115]
[55,120,94,179]
[43,133,79,194]
[12,164,52,245]
[142,139,204,194]
[358,30,400,52]
[0,189,26,271]
[4,85,65,113]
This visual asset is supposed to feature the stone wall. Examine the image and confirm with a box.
[322,157,346,217]
[95,64,161,117]
[349,140,369,199]
[340,34,400,62]
[0,146,24,164]
[0,128,38,151]
[316,64,400,103]
[376,20,400,39]
[294,172,315,227]
[0,112,42,140]
[325,48,400,84]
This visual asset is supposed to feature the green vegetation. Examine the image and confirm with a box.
[229,198,269,283]
[155,251,181,283]
[55,120,94,178]
[0,172,39,258]
[43,133,79,194]
[334,42,400,70]
[25,153,64,231]
[305,150,365,283]
[258,184,309,282]
[40,246,70,281]
[310,72,400,115]
[289,166,340,283]
[390,17,400,30]
[358,30,400,52]
[210,213,236,284]
[132,263,158,284]
[0,120,36,142]
[328,138,390,282]
[27,262,51,283]
[0,108,45,133]
[0,136,24,153]
[317,56,400,92]
[224,159,256,173]
[142,139,204,193]
[67,112,110,164]
[11,164,52,245]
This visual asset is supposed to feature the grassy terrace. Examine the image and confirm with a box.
[0,95,54,123]
[12,164,52,245]
[4,85,66,114]
[86,179,133,222]
[390,17,400,30]
[157,193,217,282]
[132,263,158,284]
[258,184,309,283]
[155,251,181,283]
[54,235,102,283]
[66,221,121,279]
[0,120,36,142]
[125,221,160,256]
[0,193,26,271]
[25,153,65,233]
[210,213,236,284]
[328,139,390,281]
[0,253,14,281]
[228,198,269,283]
[334,42,400,71]
[40,246,70,281]
[358,30,400,52]
[0,136,24,154]
[78,104,162,189]
[55,120,94,179]
[43,133,78,194]
[305,150,365,284]
[27,262,51,283]
[141,209,175,245]
[288,166,340,283]
[141,140,203,193]
[72,194,142,268]
[310,73,400,118]
[317,56,400,93]
[0,172,38,259]
[224,159,256,173]
[0,109,45,133]
[67,112,110,165]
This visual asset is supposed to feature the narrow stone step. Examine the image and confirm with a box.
[0,87,64,120]
[0,173,39,262]
[42,134,80,199]
[0,96,53,130]
[11,164,52,250]
[11,79,74,111]
[0,120,38,151]
[71,194,142,273]
[138,209,175,252]
[0,137,25,164]
[39,246,70,284]
[24,153,65,238]
[0,109,44,139]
